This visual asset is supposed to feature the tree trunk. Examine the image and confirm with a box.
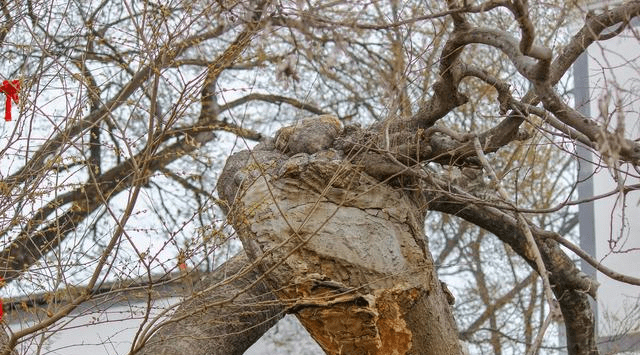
[216,120,463,354]
[136,252,283,355]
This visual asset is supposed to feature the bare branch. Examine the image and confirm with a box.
[511,0,536,55]
[219,93,325,116]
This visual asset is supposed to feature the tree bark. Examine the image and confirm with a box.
[135,252,283,355]
[140,114,600,355]
[216,116,463,354]
[428,196,598,355]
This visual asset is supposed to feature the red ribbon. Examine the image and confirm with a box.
[0,80,20,122]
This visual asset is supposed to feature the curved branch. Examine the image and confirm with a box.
[511,0,535,55]
[220,93,326,116]
[484,2,640,149]
[447,27,551,80]
[404,17,554,131]
[425,181,598,355]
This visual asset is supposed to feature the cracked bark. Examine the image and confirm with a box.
[214,120,464,354]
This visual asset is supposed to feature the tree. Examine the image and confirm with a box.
[0,0,639,354]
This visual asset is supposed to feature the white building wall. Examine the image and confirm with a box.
[581,19,640,341]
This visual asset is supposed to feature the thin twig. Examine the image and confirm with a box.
[472,137,561,354]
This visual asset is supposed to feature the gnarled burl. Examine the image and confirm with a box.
[217,115,463,355]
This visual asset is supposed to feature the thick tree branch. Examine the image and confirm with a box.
[426,183,598,355]
[220,93,325,116]
[511,0,535,56]
[534,83,640,162]
[3,253,281,355]
[487,1,640,149]
[134,252,283,355]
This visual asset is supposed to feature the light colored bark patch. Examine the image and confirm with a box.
[225,149,463,354]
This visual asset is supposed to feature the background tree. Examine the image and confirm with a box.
[0,0,639,354]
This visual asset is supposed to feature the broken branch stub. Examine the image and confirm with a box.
[217,115,463,355]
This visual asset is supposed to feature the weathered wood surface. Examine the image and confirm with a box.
[217,115,462,355]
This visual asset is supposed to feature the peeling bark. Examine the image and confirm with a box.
[217,118,463,354]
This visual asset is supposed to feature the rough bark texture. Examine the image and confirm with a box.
[217,116,463,355]
[0,325,17,355]
[139,113,601,355]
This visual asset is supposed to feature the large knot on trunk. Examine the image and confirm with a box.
[216,115,463,354]
[222,149,429,287]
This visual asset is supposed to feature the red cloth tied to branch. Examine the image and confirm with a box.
[0,80,20,122]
